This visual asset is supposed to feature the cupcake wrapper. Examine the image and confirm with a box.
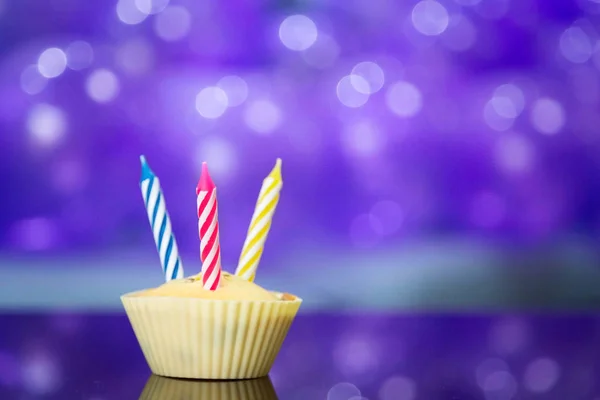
[121,291,301,380]
[139,374,278,400]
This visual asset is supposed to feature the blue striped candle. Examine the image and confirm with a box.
[139,155,184,281]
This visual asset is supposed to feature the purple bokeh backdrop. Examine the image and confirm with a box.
[1,0,600,270]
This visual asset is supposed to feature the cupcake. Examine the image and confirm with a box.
[125,158,300,379]
[138,374,278,400]
[122,272,301,379]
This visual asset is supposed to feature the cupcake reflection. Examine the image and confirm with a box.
[139,374,279,400]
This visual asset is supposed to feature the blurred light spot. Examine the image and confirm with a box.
[350,213,382,248]
[351,61,385,94]
[385,81,422,117]
[494,134,534,174]
[370,200,403,235]
[530,98,565,135]
[342,120,385,157]
[21,353,61,394]
[243,100,282,134]
[476,358,510,389]
[116,0,149,25]
[10,218,59,251]
[195,86,228,119]
[85,69,120,103]
[489,318,529,355]
[52,159,87,194]
[279,15,318,51]
[412,0,449,36]
[217,75,248,107]
[481,370,517,399]
[135,0,170,14]
[115,37,154,76]
[441,14,477,52]
[37,48,67,78]
[333,335,380,376]
[470,191,505,228]
[27,104,66,148]
[327,382,361,400]
[483,99,514,131]
[337,75,370,108]
[523,358,560,393]
[301,33,340,69]
[20,65,48,95]
[475,0,509,19]
[65,41,94,71]
[560,26,593,63]
[492,84,525,118]
[196,138,236,181]
[153,5,191,41]
[379,376,416,400]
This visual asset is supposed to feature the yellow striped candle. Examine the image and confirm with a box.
[235,159,283,281]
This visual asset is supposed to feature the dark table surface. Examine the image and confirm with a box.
[0,313,599,399]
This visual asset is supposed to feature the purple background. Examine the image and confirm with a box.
[1,0,600,310]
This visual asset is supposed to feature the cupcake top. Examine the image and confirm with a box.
[137,271,280,301]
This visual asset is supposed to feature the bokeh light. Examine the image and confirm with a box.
[37,48,67,78]
[27,104,67,148]
[195,86,229,119]
[351,62,385,94]
[116,0,149,25]
[196,137,237,182]
[135,0,170,15]
[559,26,593,64]
[301,33,339,69]
[530,97,565,135]
[411,0,449,36]
[491,84,525,119]
[337,75,370,108]
[65,41,94,71]
[243,99,282,134]
[20,65,48,95]
[494,134,535,174]
[523,357,560,393]
[341,120,385,157]
[379,376,416,400]
[327,382,361,400]
[21,353,62,394]
[385,81,422,117]
[85,69,120,103]
[10,218,60,251]
[115,38,154,76]
[441,14,477,52]
[153,5,192,41]
[217,76,248,107]
[279,15,318,51]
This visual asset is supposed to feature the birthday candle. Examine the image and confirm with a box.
[196,162,222,290]
[235,159,283,282]
[139,155,184,281]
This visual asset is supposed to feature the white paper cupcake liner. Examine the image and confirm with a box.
[121,291,301,379]
[138,374,278,400]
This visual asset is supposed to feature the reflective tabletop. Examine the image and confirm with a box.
[0,314,599,399]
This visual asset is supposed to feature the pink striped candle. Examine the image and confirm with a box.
[196,162,222,290]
